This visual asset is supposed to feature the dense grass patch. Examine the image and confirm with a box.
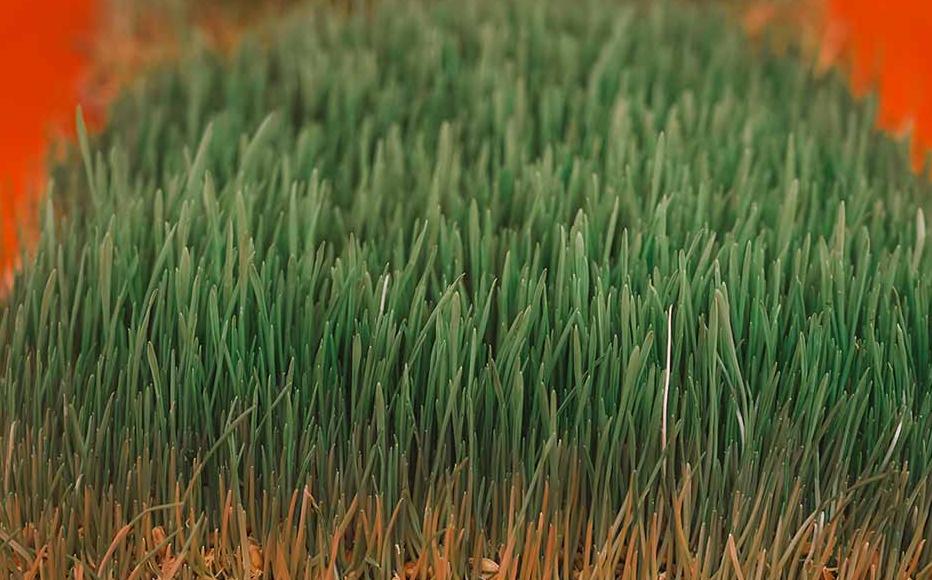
[1,0,931,576]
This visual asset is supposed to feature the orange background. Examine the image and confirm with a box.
[0,0,97,281]
[826,0,932,173]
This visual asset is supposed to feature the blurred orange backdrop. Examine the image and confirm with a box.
[0,0,97,285]
[748,0,932,174]
[826,0,932,174]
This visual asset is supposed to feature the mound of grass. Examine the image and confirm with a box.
[2,0,931,576]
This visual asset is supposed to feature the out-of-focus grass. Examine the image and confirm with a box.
[1,0,931,576]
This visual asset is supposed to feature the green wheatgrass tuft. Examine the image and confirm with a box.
[1,0,931,576]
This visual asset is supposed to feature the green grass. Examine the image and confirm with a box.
[2,0,931,576]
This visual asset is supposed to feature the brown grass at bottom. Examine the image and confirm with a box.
[1,466,929,579]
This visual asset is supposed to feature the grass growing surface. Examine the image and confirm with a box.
[2,0,932,576]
